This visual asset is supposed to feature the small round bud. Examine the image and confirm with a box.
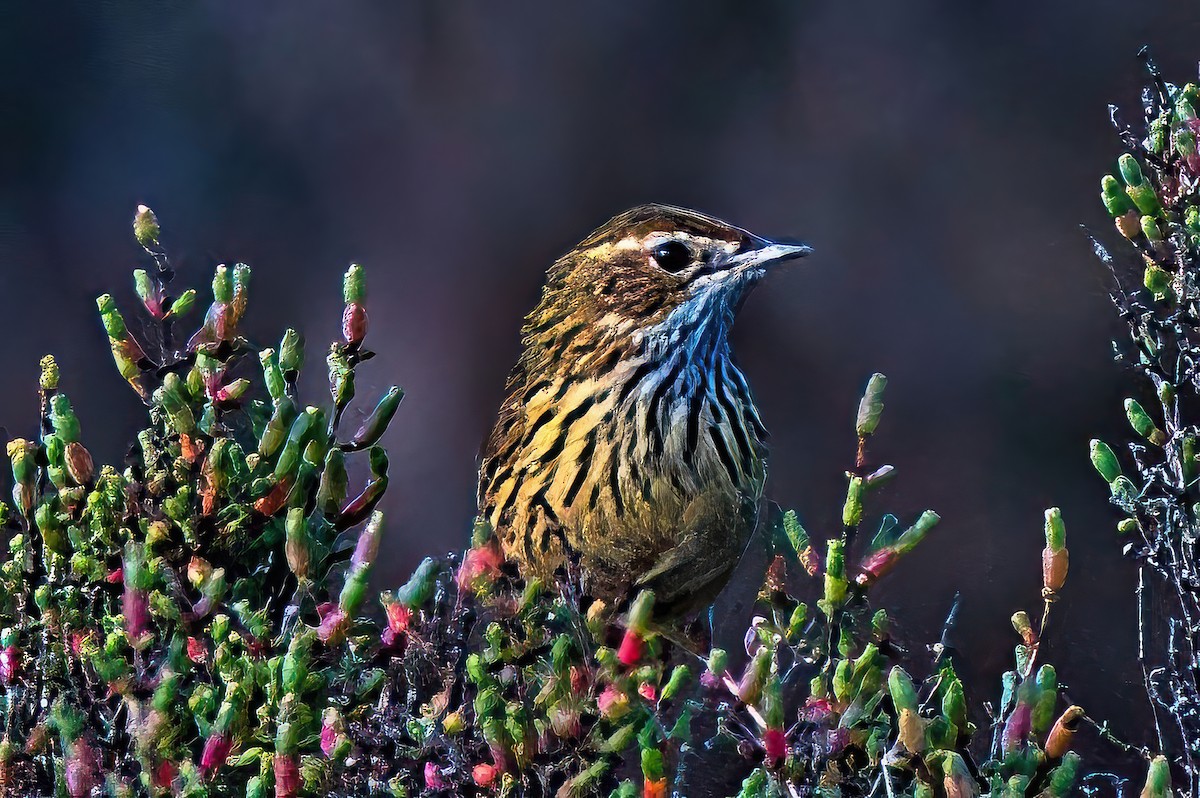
[1101,175,1134,217]
[133,269,155,308]
[1141,215,1164,241]
[1186,206,1200,235]
[1089,439,1121,483]
[1148,119,1168,154]
[707,648,728,677]
[1127,182,1164,217]
[1044,507,1066,551]
[1124,398,1166,445]
[1144,262,1172,299]
[343,264,366,305]
[1178,127,1198,161]
[212,265,233,304]
[168,289,196,318]
[284,507,310,580]
[64,442,94,485]
[1142,756,1171,798]
[1116,210,1141,239]
[1118,153,1145,187]
[888,666,919,713]
[342,303,368,346]
[39,355,59,392]
[133,205,160,249]
[279,329,304,374]
[842,476,864,528]
[855,373,887,438]
[96,295,127,339]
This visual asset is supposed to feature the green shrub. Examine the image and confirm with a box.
[0,208,1083,796]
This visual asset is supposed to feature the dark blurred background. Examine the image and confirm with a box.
[3,0,1200,770]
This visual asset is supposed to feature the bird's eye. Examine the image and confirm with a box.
[651,240,693,273]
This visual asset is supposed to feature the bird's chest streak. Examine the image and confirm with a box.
[493,342,764,565]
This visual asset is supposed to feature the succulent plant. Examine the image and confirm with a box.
[1092,55,1200,792]
[0,208,1084,797]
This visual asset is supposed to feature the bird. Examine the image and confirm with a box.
[478,204,810,618]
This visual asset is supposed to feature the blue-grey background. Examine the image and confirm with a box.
[4,0,1199,773]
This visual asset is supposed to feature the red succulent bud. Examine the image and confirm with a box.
[799,545,821,577]
[64,442,93,485]
[199,732,232,775]
[1042,546,1069,594]
[151,760,176,789]
[456,541,503,593]
[855,547,900,587]
[473,762,498,787]
[274,754,300,798]
[64,738,99,798]
[0,646,20,686]
[316,604,349,645]
[645,778,668,798]
[617,631,644,667]
[763,727,787,765]
[186,637,207,665]
[342,303,368,346]
[569,665,590,695]
[253,478,291,516]
[320,719,339,758]
[123,584,150,646]
[179,433,204,464]
[1002,702,1032,756]
[382,601,411,647]
[802,696,834,724]
[424,761,448,791]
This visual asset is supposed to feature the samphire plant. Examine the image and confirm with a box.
[1091,55,1200,797]
[0,207,1094,797]
[0,207,404,796]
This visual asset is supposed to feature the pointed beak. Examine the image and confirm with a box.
[751,241,814,265]
[727,239,814,274]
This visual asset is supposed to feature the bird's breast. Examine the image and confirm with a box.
[483,349,766,576]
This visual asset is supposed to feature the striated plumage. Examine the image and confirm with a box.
[478,204,809,616]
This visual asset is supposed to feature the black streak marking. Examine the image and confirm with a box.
[608,456,624,516]
[710,426,740,486]
[563,431,597,508]
[685,392,703,465]
[647,358,684,455]
[617,361,656,405]
[715,362,753,467]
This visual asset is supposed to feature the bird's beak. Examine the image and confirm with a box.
[726,239,814,274]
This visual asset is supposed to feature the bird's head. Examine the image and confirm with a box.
[533,204,811,349]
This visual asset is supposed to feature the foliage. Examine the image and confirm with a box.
[1091,57,1200,796]
[0,208,1089,797]
[0,207,399,796]
[429,373,1085,797]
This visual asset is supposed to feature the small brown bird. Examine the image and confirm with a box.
[478,204,810,616]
